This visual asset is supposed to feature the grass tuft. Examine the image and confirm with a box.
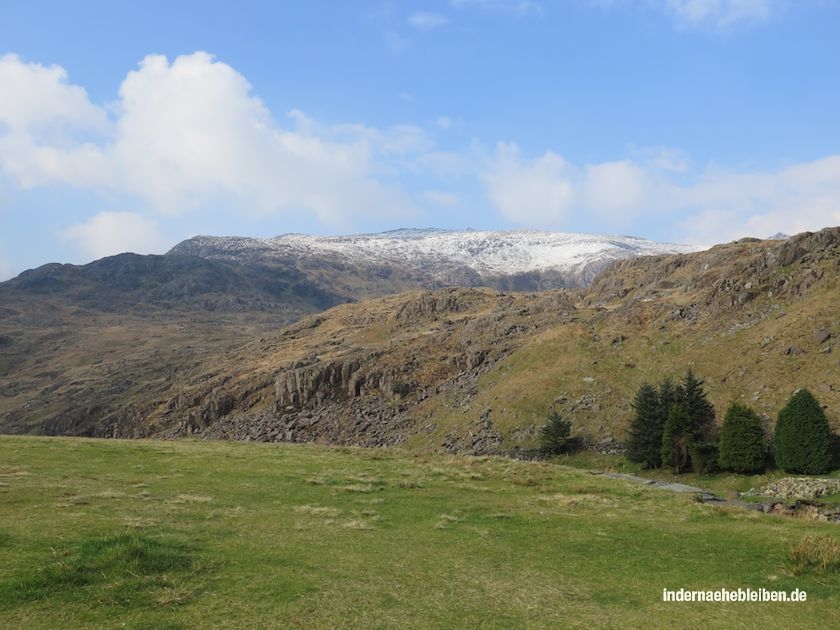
[435,513,463,529]
[789,534,840,574]
[169,494,213,504]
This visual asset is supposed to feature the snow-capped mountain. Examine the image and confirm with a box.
[168,228,701,289]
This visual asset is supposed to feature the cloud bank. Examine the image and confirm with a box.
[481,144,840,244]
[0,50,838,262]
[0,52,416,237]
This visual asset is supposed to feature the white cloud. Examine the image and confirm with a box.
[61,211,169,259]
[0,53,111,189]
[482,142,840,243]
[672,156,840,243]
[408,12,450,29]
[582,160,650,216]
[483,143,575,225]
[0,52,416,230]
[0,53,110,134]
[482,147,653,228]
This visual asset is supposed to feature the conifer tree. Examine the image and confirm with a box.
[658,378,682,420]
[661,403,692,474]
[774,389,832,474]
[681,369,716,443]
[627,383,664,468]
[539,411,581,455]
[718,402,766,473]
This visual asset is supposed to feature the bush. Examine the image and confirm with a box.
[719,402,767,473]
[774,389,832,475]
[689,441,719,474]
[390,381,410,397]
[539,411,582,455]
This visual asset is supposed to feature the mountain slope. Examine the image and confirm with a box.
[157,227,840,450]
[0,228,697,323]
[0,252,345,317]
[0,228,698,438]
[3,227,837,452]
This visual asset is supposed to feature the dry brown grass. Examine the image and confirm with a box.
[789,534,840,573]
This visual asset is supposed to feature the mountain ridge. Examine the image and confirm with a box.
[0,228,700,323]
[168,228,701,288]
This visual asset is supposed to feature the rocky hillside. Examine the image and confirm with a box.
[2,227,837,454]
[0,252,345,317]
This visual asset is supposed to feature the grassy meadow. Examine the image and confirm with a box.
[1,435,838,628]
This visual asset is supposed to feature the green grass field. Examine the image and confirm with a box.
[1,436,838,628]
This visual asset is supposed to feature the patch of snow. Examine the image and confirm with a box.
[170,229,703,278]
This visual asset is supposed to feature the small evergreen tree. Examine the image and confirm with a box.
[774,389,832,474]
[661,403,692,474]
[719,402,766,473]
[627,383,664,468]
[539,411,581,455]
[658,378,682,421]
[682,369,716,443]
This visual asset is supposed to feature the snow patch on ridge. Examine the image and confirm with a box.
[169,228,702,277]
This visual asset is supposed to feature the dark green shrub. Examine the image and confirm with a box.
[390,381,410,397]
[774,389,832,475]
[689,441,719,474]
[719,402,767,473]
[539,411,582,455]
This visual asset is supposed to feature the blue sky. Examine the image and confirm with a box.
[1,0,839,278]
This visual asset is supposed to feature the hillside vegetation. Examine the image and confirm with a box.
[1,436,837,628]
[1,228,839,451]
